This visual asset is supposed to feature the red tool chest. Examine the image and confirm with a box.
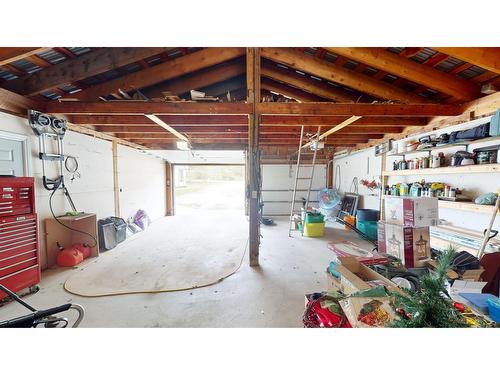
[0,177,40,299]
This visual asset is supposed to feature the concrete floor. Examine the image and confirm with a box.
[0,216,371,327]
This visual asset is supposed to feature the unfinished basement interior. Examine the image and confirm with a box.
[1,46,500,329]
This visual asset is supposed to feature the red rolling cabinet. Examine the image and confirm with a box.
[0,177,40,299]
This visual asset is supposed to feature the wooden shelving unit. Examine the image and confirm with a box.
[383,163,500,176]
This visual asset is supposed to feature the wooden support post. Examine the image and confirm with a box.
[165,161,174,216]
[247,47,261,267]
[112,140,121,217]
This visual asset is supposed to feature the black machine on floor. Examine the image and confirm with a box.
[0,284,84,328]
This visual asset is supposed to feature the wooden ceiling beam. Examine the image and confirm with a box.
[4,47,174,96]
[71,114,249,125]
[46,101,456,116]
[45,101,251,115]
[262,115,427,126]
[145,114,189,142]
[100,125,399,135]
[260,47,432,103]
[0,47,50,66]
[433,48,500,74]
[70,114,426,127]
[325,47,480,101]
[67,48,245,100]
[0,87,45,116]
[141,59,245,98]
[257,102,460,116]
[261,64,360,102]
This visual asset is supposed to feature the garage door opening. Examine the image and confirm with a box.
[173,165,245,216]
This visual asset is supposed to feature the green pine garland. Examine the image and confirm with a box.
[389,246,469,328]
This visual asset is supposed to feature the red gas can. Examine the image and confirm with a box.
[57,247,84,267]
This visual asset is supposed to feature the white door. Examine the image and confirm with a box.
[0,137,27,177]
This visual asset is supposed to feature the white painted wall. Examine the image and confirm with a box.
[333,116,500,232]
[118,145,166,222]
[0,112,166,269]
[332,147,381,210]
[261,164,327,216]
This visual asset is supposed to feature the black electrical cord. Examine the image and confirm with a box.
[48,188,98,248]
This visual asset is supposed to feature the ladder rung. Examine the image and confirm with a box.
[296,177,311,180]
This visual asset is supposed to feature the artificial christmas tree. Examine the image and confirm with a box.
[390,246,469,328]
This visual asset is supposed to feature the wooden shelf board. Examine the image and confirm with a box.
[389,136,500,157]
[382,195,498,215]
[383,163,500,176]
[438,200,499,215]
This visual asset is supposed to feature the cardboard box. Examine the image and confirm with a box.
[328,241,388,266]
[378,222,431,268]
[334,257,399,294]
[326,271,343,292]
[384,196,439,227]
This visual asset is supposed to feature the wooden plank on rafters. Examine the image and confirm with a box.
[261,78,325,102]
[325,47,480,101]
[4,47,174,96]
[0,47,50,66]
[260,48,432,103]
[68,48,246,101]
[434,48,500,74]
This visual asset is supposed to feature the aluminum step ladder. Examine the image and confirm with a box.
[288,126,321,236]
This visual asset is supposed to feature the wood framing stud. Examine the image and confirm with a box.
[112,140,121,217]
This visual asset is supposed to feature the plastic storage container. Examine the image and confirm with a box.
[304,222,325,237]
[355,209,379,222]
[356,220,378,240]
[487,297,500,323]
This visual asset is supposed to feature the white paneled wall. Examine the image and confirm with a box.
[261,164,327,216]
[0,112,166,269]
[118,145,166,221]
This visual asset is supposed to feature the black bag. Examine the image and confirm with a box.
[449,123,489,143]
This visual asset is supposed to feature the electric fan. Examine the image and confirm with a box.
[318,188,341,218]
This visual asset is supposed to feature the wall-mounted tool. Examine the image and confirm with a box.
[28,110,76,212]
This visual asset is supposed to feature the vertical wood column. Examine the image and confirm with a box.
[380,152,387,220]
[247,47,261,267]
[165,161,174,216]
[112,140,120,217]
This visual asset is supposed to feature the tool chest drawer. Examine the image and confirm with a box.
[0,178,35,217]
[0,178,39,298]
[0,265,40,299]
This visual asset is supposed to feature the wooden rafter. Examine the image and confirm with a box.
[144,114,189,142]
[325,47,480,101]
[0,47,50,66]
[260,47,432,103]
[3,47,174,96]
[68,48,245,100]
[302,115,362,148]
[261,63,360,102]
[434,48,500,74]
[141,59,245,98]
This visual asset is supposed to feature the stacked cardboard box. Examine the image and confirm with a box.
[377,196,438,268]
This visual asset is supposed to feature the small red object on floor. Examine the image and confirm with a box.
[57,247,84,267]
[73,243,91,259]
[453,301,465,313]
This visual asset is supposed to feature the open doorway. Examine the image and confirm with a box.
[173,165,245,216]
